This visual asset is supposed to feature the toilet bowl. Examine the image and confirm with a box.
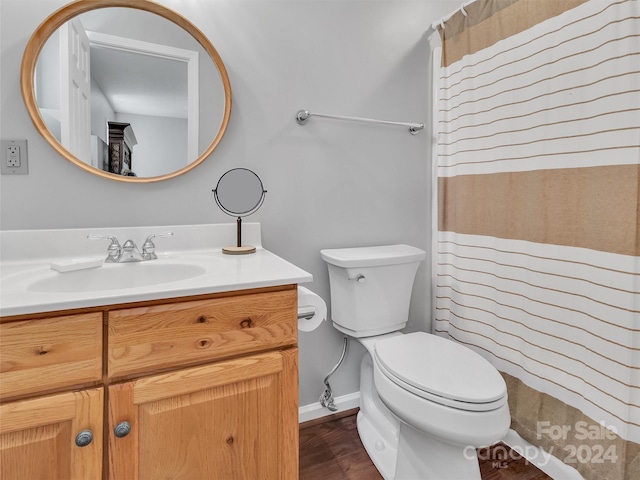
[321,245,511,480]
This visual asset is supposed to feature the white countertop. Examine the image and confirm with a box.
[0,224,313,317]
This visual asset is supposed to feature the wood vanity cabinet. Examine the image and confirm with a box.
[0,285,299,480]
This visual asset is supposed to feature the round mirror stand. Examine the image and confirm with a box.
[213,168,267,255]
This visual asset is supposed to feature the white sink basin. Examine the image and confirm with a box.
[0,226,313,317]
[28,262,207,293]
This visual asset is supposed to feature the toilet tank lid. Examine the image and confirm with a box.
[320,244,426,268]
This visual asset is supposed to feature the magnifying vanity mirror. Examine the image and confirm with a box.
[213,168,267,255]
[21,0,231,182]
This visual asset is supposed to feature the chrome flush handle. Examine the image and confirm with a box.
[348,274,366,283]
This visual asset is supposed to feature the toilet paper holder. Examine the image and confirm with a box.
[297,286,327,332]
[298,305,316,320]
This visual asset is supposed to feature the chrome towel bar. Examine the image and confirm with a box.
[295,109,424,135]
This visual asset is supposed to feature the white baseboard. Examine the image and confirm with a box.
[503,429,585,480]
[299,392,361,423]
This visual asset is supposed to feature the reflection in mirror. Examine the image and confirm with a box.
[22,0,231,182]
[213,169,267,255]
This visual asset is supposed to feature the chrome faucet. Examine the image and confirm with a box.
[119,239,144,263]
[88,232,173,263]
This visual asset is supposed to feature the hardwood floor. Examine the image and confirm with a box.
[299,410,552,480]
[300,410,383,479]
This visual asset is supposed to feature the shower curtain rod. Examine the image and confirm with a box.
[295,109,424,135]
[431,0,476,32]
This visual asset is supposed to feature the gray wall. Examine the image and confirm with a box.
[0,0,459,408]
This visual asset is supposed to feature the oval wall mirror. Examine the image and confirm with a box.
[21,0,231,182]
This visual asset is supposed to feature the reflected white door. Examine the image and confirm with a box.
[60,17,91,164]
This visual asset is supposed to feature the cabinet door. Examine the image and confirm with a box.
[109,349,298,480]
[0,387,103,480]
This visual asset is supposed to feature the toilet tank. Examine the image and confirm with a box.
[320,245,426,337]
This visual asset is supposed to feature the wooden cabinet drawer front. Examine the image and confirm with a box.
[0,313,103,400]
[108,288,297,379]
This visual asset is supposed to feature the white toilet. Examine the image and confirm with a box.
[321,244,510,480]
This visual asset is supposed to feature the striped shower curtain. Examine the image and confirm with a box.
[433,1,639,479]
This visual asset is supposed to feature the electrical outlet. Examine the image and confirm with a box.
[1,139,28,175]
[7,146,20,167]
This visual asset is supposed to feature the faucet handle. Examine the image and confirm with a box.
[142,232,174,260]
[87,235,122,263]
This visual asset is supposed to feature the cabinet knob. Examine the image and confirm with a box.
[75,430,94,447]
[114,421,131,438]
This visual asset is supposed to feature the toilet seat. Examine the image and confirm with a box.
[374,332,507,412]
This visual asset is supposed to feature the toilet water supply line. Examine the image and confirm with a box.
[320,337,349,412]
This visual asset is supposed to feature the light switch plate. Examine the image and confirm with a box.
[1,139,29,175]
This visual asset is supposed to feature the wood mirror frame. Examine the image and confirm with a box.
[21,0,231,183]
